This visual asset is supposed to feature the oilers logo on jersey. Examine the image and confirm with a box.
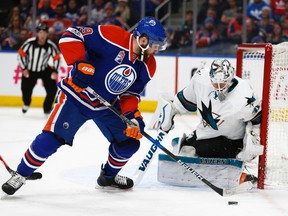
[105,64,137,94]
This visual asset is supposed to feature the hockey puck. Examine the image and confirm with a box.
[228,201,238,205]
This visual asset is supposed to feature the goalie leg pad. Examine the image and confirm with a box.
[158,154,244,188]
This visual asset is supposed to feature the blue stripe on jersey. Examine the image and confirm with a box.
[177,90,197,112]
[251,110,261,125]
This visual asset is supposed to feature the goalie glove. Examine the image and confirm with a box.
[236,123,264,162]
[124,110,145,140]
[159,99,177,132]
[148,97,177,132]
[67,60,95,93]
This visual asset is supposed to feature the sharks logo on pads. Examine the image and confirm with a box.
[105,64,137,94]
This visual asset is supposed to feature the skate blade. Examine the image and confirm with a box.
[95,184,133,192]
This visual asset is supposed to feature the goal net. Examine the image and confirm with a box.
[236,43,288,189]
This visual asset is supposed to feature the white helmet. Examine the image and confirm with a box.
[209,59,235,101]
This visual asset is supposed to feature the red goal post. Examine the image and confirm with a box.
[236,43,288,189]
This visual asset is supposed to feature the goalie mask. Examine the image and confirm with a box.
[209,59,235,101]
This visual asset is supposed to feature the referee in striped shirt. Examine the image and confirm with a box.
[18,22,60,115]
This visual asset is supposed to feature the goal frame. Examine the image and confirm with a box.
[236,43,273,189]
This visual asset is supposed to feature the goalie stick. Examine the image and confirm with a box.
[86,87,253,196]
[0,155,42,180]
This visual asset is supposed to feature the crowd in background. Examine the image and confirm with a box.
[0,0,288,53]
[165,0,288,51]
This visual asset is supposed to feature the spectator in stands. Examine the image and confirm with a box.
[267,22,287,44]
[47,4,72,37]
[37,0,56,19]
[90,0,105,24]
[115,0,140,29]
[197,0,224,25]
[227,6,243,43]
[18,0,31,24]
[24,7,43,36]
[220,0,239,38]
[6,6,21,27]
[165,26,193,49]
[195,17,220,48]
[205,6,221,29]
[99,2,128,30]
[77,5,88,25]
[48,26,59,46]
[246,17,264,43]
[247,0,271,21]
[1,15,23,50]
[270,0,286,23]
[182,10,194,33]
[13,27,29,50]
[221,0,238,25]
[38,0,63,10]
[172,10,195,48]
[258,6,274,41]
[164,26,179,49]
[65,0,80,25]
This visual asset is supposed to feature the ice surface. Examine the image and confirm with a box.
[0,107,287,216]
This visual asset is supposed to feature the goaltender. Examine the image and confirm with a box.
[152,59,264,185]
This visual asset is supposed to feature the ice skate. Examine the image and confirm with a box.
[22,105,29,114]
[2,172,26,195]
[97,169,134,189]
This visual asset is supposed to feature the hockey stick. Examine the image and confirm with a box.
[132,130,167,185]
[86,87,253,196]
[0,155,42,180]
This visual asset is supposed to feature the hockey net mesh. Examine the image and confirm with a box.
[237,43,288,189]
